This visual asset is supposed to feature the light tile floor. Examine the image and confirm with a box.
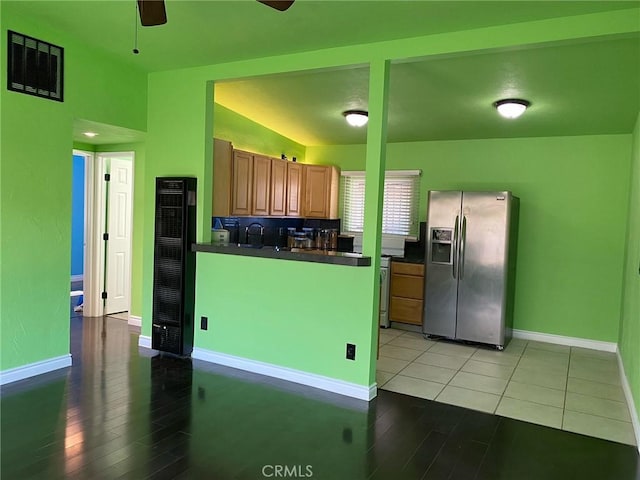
[377,327,637,446]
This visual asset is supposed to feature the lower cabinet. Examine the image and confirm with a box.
[389,261,425,326]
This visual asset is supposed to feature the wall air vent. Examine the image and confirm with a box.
[7,30,64,102]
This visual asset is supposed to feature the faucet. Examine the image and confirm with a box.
[245,222,264,245]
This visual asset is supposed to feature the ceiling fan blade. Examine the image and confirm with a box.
[137,0,167,26]
[258,1,295,12]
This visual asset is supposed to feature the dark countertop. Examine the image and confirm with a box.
[193,243,371,267]
[392,256,425,264]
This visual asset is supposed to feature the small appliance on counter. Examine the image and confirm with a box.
[313,228,340,250]
[337,234,354,252]
[211,229,229,245]
[403,222,426,260]
[211,218,229,245]
[288,230,314,249]
[245,222,265,247]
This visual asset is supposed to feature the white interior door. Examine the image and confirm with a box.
[104,157,133,314]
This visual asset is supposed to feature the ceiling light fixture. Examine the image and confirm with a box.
[83,132,98,138]
[494,99,530,119]
[342,110,368,127]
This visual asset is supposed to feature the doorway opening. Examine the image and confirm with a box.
[72,150,135,320]
[70,150,91,316]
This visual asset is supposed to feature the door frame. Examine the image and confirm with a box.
[72,149,97,314]
[77,150,135,318]
[102,153,135,315]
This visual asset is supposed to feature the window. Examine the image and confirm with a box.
[340,170,421,236]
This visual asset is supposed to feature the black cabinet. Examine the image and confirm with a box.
[152,177,197,356]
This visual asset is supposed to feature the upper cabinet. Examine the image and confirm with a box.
[251,155,272,216]
[231,150,254,216]
[213,139,338,219]
[286,162,304,216]
[304,165,339,219]
[270,157,288,217]
[212,139,233,217]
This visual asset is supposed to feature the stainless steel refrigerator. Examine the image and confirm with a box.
[423,191,519,349]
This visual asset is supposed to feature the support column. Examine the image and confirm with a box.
[362,59,390,385]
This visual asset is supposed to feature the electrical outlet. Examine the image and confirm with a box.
[346,343,356,360]
[200,316,208,330]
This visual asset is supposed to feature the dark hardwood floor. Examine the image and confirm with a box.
[1,312,638,479]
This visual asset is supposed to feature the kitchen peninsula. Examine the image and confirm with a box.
[193,243,371,267]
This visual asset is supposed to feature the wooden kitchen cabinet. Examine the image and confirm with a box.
[251,155,271,216]
[304,164,339,219]
[389,261,425,326]
[230,151,273,217]
[231,149,253,216]
[270,157,288,216]
[212,138,233,217]
[286,162,304,216]
[223,145,339,218]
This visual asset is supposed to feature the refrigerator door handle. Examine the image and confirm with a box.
[453,215,459,278]
[459,216,467,279]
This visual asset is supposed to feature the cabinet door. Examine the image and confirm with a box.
[304,165,330,218]
[286,162,304,216]
[231,150,253,216]
[212,138,232,217]
[390,274,424,300]
[390,297,424,325]
[252,155,271,216]
[270,158,287,216]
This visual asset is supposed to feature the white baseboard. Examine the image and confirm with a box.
[128,315,142,327]
[0,354,72,386]
[71,274,84,282]
[512,329,617,352]
[138,337,374,400]
[616,352,640,452]
[192,347,376,401]
[138,335,152,349]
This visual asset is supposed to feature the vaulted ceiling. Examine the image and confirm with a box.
[6,1,639,146]
[215,35,640,144]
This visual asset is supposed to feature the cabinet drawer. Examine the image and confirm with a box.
[389,297,423,325]
[390,274,424,300]
[391,262,424,277]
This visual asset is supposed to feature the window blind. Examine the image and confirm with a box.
[340,170,421,236]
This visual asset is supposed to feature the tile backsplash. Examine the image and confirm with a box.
[213,216,340,246]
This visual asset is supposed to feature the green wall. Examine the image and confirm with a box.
[307,134,632,343]
[141,11,638,391]
[194,255,375,384]
[143,69,380,388]
[619,112,640,420]
[0,5,147,371]
[213,103,306,161]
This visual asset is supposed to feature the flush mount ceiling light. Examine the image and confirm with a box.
[83,131,98,138]
[342,110,368,127]
[494,99,530,119]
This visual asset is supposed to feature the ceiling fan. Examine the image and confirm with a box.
[137,0,295,27]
